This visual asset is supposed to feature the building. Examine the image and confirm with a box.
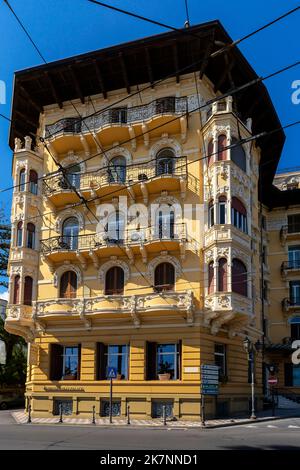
[4,21,292,420]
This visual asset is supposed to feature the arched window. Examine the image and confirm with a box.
[218,258,228,292]
[16,221,23,247]
[65,164,81,189]
[208,200,214,228]
[13,275,20,304]
[218,196,227,225]
[232,259,247,297]
[24,276,33,306]
[208,261,214,294]
[29,170,38,195]
[59,271,77,298]
[207,139,214,166]
[62,217,79,250]
[217,134,227,161]
[231,197,247,233]
[108,156,126,184]
[156,208,174,239]
[106,211,125,242]
[231,137,246,172]
[105,266,124,295]
[26,223,35,249]
[154,262,175,292]
[19,169,26,192]
[156,148,175,176]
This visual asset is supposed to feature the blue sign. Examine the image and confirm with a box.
[107,367,118,379]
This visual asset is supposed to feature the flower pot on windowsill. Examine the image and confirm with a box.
[116,373,122,380]
[158,373,171,381]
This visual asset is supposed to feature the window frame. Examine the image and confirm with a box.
[156,343,179,380]
[214,343,227,381]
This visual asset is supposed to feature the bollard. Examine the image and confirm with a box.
[59,403,63,423]
[127,405,130,425]
[92,405,96,425]
[162,405,167,426]
[27,403,32,424]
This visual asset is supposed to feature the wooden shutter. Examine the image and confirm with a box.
[50,344,63,380]
[96,342,107,380]
[284,363,293,386]
[77,344,81,380]
[60,271,77,298]
[105,267,124,295]
[146,342,157,380]
[232,259,247,297]
[207,139,214,166]
[24,276,33,306]
[13,275,20,304]
[218,258,227,292]
[154,263,174,291]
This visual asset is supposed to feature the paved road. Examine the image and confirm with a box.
[1,410,300,450]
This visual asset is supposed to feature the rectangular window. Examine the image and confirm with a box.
[209,205,214,228]
[105,345,129,379]
[288,246,300,269]
[156,343,179,380]
[214,343,227,380]
[62,346,79,380]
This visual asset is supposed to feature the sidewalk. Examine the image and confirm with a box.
[11,408,300,429]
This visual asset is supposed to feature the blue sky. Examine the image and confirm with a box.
[0,0,299,217]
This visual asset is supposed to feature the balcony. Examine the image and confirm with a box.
[282,297,300,314]
[204,292,252,334]
[44,96,188,152]
[4,305,34,341]
[281,260,300,278]
[203,96,251,131]
[40,223,187,265]
[33,290,195,328]
[42,156,197,207]
[280,224,300,245]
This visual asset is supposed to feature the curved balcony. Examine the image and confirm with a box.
[42,156,196,207]
[44,96,188,152]
[204,224,251,251]
[204,292,252,334]
[33,290,195,328]
[40,223,187,265]
[5,305,34,341]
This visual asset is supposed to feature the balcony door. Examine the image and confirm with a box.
[62,217,79,250]
[106,211,125,243]
[65,164,81,189]
[108,156,126,184]
[156,148,175,176]
[156,210,174,240]
[290,281,300,306]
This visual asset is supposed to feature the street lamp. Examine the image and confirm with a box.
[243,337,262,420]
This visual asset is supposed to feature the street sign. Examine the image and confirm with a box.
[201,378,219,385]
[201,364,219,396]
[268,377,278,385]
[107,367,117,379]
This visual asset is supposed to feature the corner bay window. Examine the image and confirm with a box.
[146,342,181,380]
[96,343,129,380]
[50,344,81,380]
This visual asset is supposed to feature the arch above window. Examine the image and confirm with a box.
[156,147,176,176]
[26,223,36,249]
[147,254,181,284]
[62,217,79,250]
[99,259,130,284]
[231,137,247,172]
[55,209,84,234]
[53,264,82,289]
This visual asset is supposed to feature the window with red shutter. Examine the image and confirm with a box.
[232,259,247,297]
[231,137,246,172]
[217,134,227,161]
[208,261,214,294]
[24,276,33,306]
[105,267,124,295]
[207,139,214,166]
[60,271,77,298]
[154,262,175,292]
[231,197,247,233]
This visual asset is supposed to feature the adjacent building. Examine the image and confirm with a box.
[5,21,298,420]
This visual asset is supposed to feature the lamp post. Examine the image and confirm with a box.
[243,337,262,420]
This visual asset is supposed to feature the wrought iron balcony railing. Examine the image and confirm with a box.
[42,156,196,196]
[45,96,188,138]
[40,223,187,255]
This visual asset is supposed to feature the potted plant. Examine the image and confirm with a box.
[116,373,122,380]
[158,361,172,381]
